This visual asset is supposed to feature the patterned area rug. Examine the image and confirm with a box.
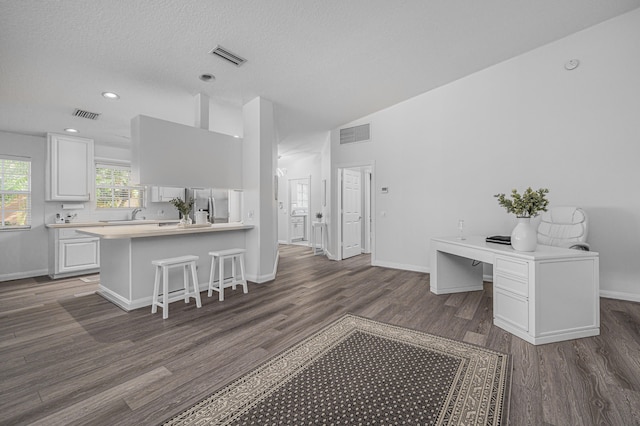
[164,314,511,425]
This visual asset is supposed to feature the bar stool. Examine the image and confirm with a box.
[208,249,248,301]
[151,255,202,319]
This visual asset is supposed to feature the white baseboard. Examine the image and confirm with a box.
[246,250,280,284]
[278,239,287,244]
[600,290,640,303]
[0,268,49,282]
[483,274,494,282]
[97,286,146,311]
[371,260,429,274]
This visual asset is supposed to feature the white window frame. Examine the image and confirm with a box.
[95,161,144,209]
[0,155,31,230]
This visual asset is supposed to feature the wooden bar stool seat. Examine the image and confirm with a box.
[208,249,248,301]
[151,255,202,319]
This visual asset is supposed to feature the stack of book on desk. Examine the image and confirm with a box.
[486,235,511,245]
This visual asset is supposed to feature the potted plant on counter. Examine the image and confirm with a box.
[494,187,549,251]
[315,212,323,222]
[169,197,194,226]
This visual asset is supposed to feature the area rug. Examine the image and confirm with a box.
[163,314,511,425]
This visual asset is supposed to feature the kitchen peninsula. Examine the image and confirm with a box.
[78,223,253,310]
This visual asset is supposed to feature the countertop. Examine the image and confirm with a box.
[76,222,254,239]
[46,220,179,228]
[431,236,598,260]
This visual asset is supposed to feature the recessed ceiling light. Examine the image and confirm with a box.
[102,92,120,100]
[233,135,240,138]
[199,73,215,82]
[64,128,79,133]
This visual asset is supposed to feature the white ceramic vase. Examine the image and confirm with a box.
[511,217,537,252]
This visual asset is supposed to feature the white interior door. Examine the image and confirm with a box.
[342,168,362,259]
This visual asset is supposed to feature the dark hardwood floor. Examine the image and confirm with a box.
[1,244,639,425]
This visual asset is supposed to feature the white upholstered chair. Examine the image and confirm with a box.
[537,206,590,250]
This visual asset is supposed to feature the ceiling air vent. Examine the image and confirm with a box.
[209,45,247,67]
[72,108,101,120]
[340,123,370,144]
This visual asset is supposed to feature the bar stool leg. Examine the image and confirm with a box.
[190,261,202,308]
[239,253,248,294]
[183,264,190,303]
[218,256,225,301]
[208,256,216,297]
[151,265,160,314]
[231,256,238,290]
[162,266,169,319]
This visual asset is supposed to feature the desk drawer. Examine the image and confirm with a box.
[495,273,528,298]
[495,256,528,279]
[494,289,529,332]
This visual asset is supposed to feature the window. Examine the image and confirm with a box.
[296,182,309,208]
[95,163,143,209]
[0,156,31,229]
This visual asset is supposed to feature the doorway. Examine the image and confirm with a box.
[338,165,373,260]
[288,177,310,244]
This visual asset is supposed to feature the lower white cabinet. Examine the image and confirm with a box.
[494,288,529,332]
[492,254,600,345]
[49,228,100,279]
[290,216,305,241]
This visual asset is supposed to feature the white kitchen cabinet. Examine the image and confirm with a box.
[150,186,185,202]
[46,133,94,201]
[290,216,306,242]
[49,228,100,279]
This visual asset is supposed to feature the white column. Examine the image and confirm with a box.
[242,97,278,282]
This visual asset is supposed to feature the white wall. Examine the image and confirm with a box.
[131,115,243,188]
[330,9,640,300]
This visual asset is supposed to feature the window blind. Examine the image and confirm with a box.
[95,162,144,209]
[0,155,31,230]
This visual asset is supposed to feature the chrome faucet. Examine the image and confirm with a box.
[131,208,143,220]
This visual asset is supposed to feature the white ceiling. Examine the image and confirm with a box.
[1,0,639,155]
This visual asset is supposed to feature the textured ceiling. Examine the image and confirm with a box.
[1,0,639,155]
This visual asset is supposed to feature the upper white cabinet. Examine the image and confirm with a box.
[46,133,94,201]
[150,186,185,202]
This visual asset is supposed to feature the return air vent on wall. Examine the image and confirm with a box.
[72,108,101,120]
[340,123,370,144]
[209,45,247,67]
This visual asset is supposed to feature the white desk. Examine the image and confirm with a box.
[431,236,600,345]
[311,222,327,255]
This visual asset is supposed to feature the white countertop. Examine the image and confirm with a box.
[76,222,253,239]
[431,236,598,260]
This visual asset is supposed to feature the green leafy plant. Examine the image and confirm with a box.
[494,187,549,218]
[169,197,194,218]
[315,212,323,219]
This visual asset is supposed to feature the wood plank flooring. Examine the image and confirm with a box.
[1,244,639,425]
